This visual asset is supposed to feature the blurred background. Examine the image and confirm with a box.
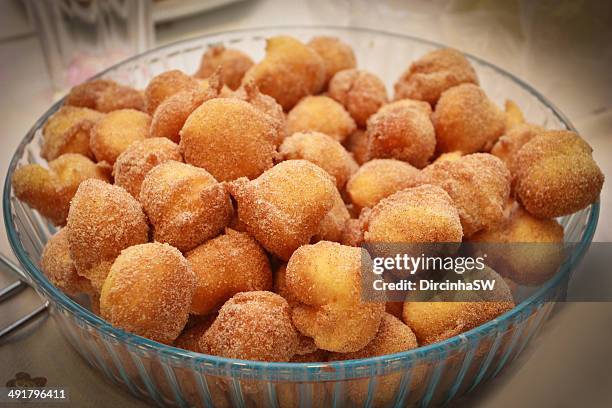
[0,0,610,407]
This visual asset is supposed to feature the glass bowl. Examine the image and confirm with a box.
[3,26,599,407]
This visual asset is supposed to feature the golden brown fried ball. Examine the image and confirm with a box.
[12,153,111,225]
[65,79,145,113]
[279,131,358,189]
[343,129,369,165]
[504,99,525,129]
[67,179,149,290]
[144,70,199,115]
[365,99,436,167]
[173,315,216,353]
[331,313,418,407]
[201,291,300,361]
[187,228,272,315]
[432,83,505,154]
[513,130,604,218]
[286,241,384,352]
[194,45,254,90]
[242,36,325,110]
[312,187,350,243]
[231,81,286,144]
[140,161,232,252]
[113,137,182,198]
[328,69,388,127]
[286,96,356,142]
[403,267,514,345]
[393,48,478,105]
[346,159,421,211]
[228,160,337,260]
[41,106,104,161]
[149,85,218,143]
[180,98,279,181]
[470,202,564,285]
[90,109,151,164]
[308,36,357,87]
[40,228,94,296]
[363,184,463,243]
[422,153,511,237]
[100,242,195,344]
[490,123,543,171]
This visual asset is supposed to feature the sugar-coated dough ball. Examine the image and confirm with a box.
[286,241,385,352]
[113,137,182,198]
[201,291,300,361]
[100,242,195,344]
[491,123,543,171]
[363,184,463,243]
[12,153,111,225]
[308,36,357,86]
[150,83,220,143]
[331,314,417,407]
[279,131,358,189]
[513,130,604,218]
[65,79,145,113]
[42,106,104,160]
[90,109,151,164]
[422,153,511,237]
[231,81,286,144]
[41,228,94,296]
[346,159,421,211]
[470,202,564,285]
[433,84,505,153]
[180,98,278,181]
[403,267,514,345]
[194,45,254,90]
[394,48,478,105]
[67,179,149,290]
[328,69,388,127]
[286,96,356,142]
[228,160,337,260]
[186,228,272,315]
[144,70,199,115]
[140,161,232,252]
[365,99,436,168]
[242,36,325,110]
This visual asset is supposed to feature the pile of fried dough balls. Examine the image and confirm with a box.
[15,35,603,398]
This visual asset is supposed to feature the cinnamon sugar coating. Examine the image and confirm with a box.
[65,79,145,113]
[328,69,388,127]
[140,161,232,252]
[200,291,300,361]
[187,228,272,315]
[66,179,149,291]
[227,160,337,261]
[394,48,478,105]
[12,153,111,225]
[180,98,278,181]
[242,36,325,110]
[286,241,385,352]
[100,242,195,344]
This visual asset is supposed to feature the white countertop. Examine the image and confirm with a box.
[0,0,611,406]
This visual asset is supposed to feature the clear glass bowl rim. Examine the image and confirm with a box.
[2,25,600,381]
